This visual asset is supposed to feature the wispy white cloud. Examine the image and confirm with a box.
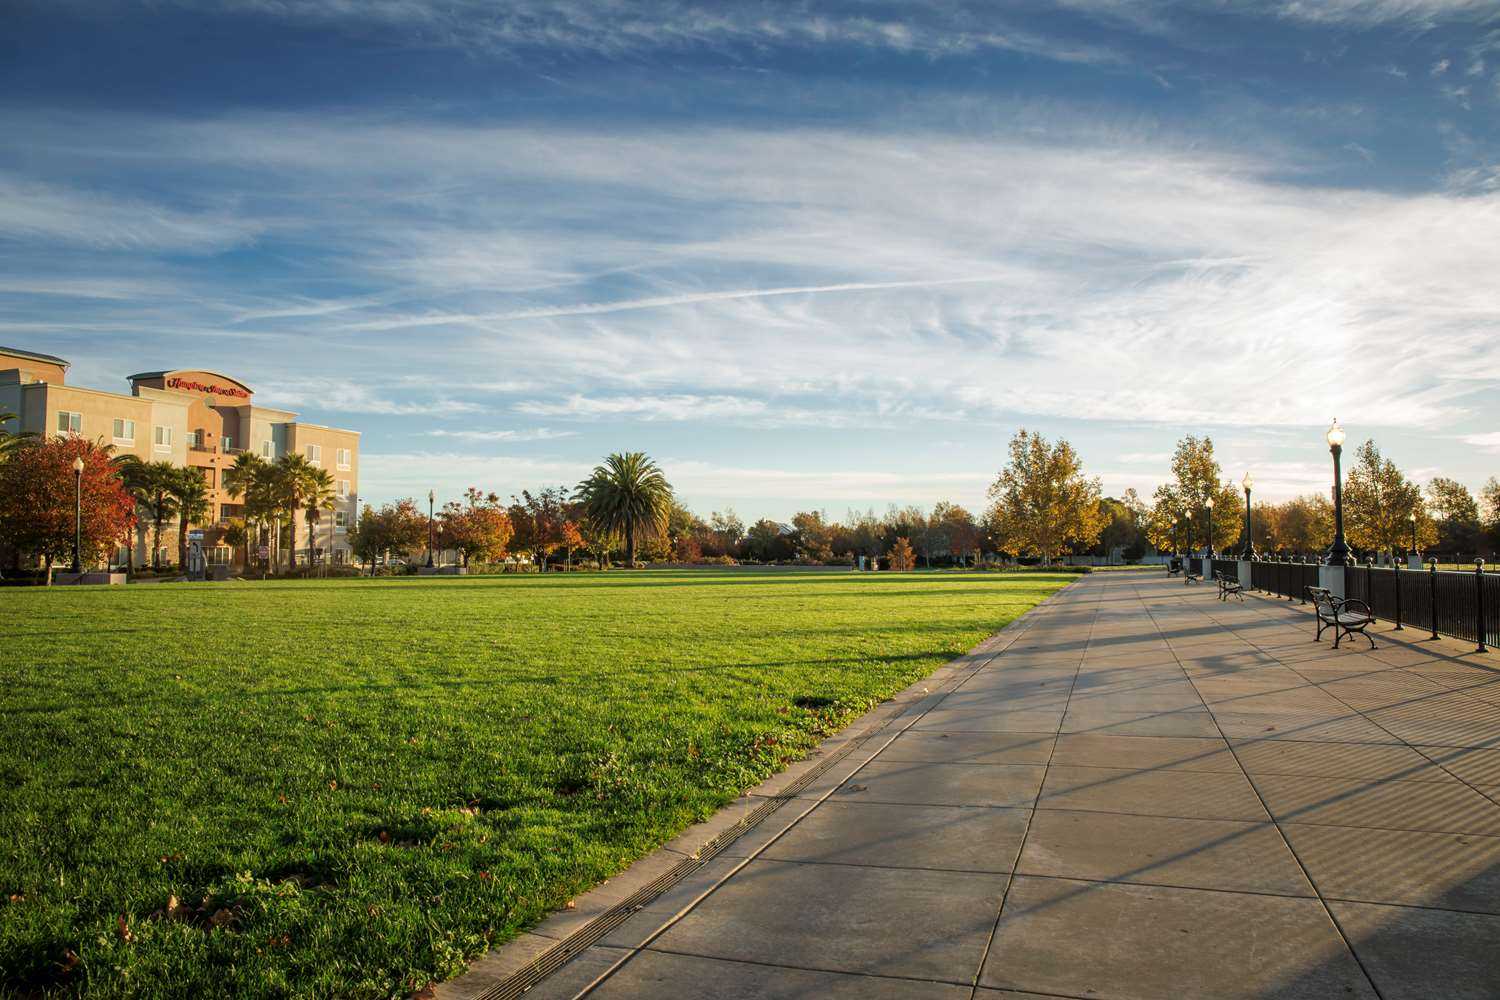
[427,427,577,442]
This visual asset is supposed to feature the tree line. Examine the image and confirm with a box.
[1144,435,1500,560]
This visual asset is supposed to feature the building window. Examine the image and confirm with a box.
[261,440,274,458]
[306,443,322,464]
[336,448,351,469]
[222,434,234,452]
[154,425,172,451]
[112,418,135,442]
[334,509,348,531]
[338,479,350,498]
[187,429,204,449]
[210,546,232,565]
[56,411,81,435]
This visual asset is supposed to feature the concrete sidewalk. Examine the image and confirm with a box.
[455,572,1500,1000]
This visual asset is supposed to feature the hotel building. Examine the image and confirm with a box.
[0,345,360,568]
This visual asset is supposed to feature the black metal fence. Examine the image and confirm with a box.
[1237,558,1496,651]
[1250,560,1321,603]
[1343,564,1498,650]
[1211,558,1238,579]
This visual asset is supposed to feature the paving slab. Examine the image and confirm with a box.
[1280,823,1500,912]
[1047,733,1239,772]
[979,876,1377,1000]
[761,799,1028,872]
[1330,900,1500,1000]
[877,730,1055,765]
[1017,809,1314,896]
[1037,764,1268,821]
[648,859,1007,982]
[1250,772,1500,835]
[832,760,1046,808]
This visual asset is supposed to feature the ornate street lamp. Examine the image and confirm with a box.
[1170,516,1178,557]
[426,489,436,568]
[71,456,84,574]
[1324,419,1352,566]
[1240,471,1256,561]
[1408,511,1418,561]
[1205,495,1215,559]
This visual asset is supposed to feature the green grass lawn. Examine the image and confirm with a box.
[1,569,1070,998]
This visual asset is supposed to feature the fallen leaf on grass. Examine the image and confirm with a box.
[378,830,391,844]
[117,915,134,943]
[208,908,236,929]
[60,949,79,971]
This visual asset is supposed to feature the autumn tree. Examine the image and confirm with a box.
[744,519,794,562]
[934,503,980,565]
[1483,478,1500,550]
[0,437,136,583]
[439,488,514,568]
[790,510,836,563]
[889,536,917,571]
[1343,440,1430,556]
[1149,436,1242,554]
[560,520,585,569]
[1426,477,1483,554]
[986,429,1106,564]
[705,508,745,558]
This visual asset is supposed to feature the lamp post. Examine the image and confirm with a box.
[426,489,435,568]
[1205,496,1215,559]
[1171,516,1178,557]
[1325,419,1352,566]
[1408,511,1418,562]
[71,456,84,575]
[1240,471,1256,561]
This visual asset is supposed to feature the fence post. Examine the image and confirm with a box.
[1477,560,1488,654]
[1392,561,1403,630]
[1429,559,1440,641]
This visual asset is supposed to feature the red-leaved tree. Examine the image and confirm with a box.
[0,436,136,583]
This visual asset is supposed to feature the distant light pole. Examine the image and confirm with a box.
[1240,472,1256,561]
[1170,516,1178,557]
[1205,496,1215,559]
[1325,419,1351,566]
[71,456,84,574]
[426,489,435,568]
[1408,510,1418,561]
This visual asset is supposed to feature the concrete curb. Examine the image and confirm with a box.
[430,588,1065,1000]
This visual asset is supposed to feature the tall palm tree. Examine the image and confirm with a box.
[170,467,212,570]
[302,467,337,567]
[124,460,180,571]
[223,452,269,571]
[575,452,674,567]
[112,454,153,574]
[274,453,315,570]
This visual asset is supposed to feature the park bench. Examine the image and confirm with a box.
[1183,564,1202,584]
[1214,571,1244,602]
[1167,558,1182,577]
[1307,586,1376,650]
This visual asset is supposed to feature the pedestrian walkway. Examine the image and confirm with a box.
[458,572,1500,1000]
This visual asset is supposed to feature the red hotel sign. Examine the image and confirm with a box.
[167,377,249,399]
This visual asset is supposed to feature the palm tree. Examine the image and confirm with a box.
[0,409,33,462]
[274,453,315,570]
[301,467,337,568]
[123,460,180,571]
[223,452,269,571]
[170,467,212,570]
[575,452,674,567]
[112,454,153,574]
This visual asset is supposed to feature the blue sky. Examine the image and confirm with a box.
[3,1,1498,519]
